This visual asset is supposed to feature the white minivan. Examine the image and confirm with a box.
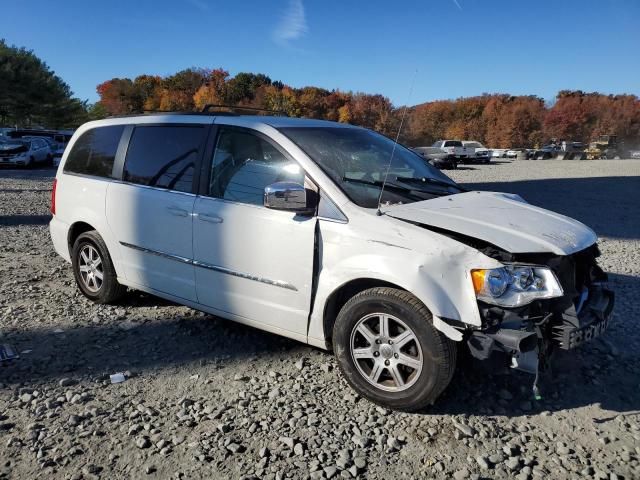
[50,111,614,411]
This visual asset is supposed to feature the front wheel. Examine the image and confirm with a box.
[333,288,457,411]
[72,230,126,304]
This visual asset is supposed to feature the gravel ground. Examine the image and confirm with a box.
[0,160,639,480]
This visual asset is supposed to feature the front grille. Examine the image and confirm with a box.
[546,244,606,307]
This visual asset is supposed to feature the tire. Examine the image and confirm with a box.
[333,287,457,412]
[25,156,34,169]
[45,154,53,166]
[71,230,126,304]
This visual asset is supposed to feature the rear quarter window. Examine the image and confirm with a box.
[123,125,206,193]
[63,126,124,178]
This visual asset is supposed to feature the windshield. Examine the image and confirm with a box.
[444,140,462,147]
[279,126,462,208]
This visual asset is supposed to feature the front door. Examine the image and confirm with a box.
[192,126,316,336]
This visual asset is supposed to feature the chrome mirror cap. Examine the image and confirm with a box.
[264,182,311,213]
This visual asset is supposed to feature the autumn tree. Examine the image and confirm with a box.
[193,68,230,110]
[92,67,640,150]
[545,91,640,146]
[225,72,272,106]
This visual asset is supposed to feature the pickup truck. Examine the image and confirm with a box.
[410,147,457,170]
[430,140,474,163]
[462,141,491,164]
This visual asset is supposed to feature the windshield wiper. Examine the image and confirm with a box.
[395,176,467,192]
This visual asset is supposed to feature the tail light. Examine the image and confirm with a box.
[51,178,57,215]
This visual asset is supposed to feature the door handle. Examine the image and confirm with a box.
[198,213,223,224]
[167,206,189,217]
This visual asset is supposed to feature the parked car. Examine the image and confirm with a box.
[25,135,59,151]
[530,142,586,160]
[630,150,640,159]
[0,127,15,137]
[410,147,457,170]
[50,113,614,411]
[0,137,53,167]
[7,128,73,159]
[491,149,508,158]
[462,141,491,164]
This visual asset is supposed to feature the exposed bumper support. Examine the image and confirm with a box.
[554,285,614,350]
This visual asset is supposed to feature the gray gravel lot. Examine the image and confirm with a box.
[0,160,639,480]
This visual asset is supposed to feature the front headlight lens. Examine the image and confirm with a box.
[471,265,563,307]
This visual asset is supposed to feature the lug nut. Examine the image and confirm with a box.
[388,340,393,345]
[373,351,379,357]
[375,339,381,344]
[384,360,390,366]
[394,353,399,359]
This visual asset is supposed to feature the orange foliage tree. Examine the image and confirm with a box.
[95,71,640,149]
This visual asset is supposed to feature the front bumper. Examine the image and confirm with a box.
[554,285,614,349]
[467,245,614,367]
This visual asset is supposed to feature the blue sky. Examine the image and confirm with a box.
[3,0,639,106]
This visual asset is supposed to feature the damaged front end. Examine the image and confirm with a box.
[466,243,615,388]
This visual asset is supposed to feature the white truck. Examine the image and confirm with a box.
[462,141,492,164]
[430,140,474,163]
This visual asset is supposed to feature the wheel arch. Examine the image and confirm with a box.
[67,221,98,256]
[67,221,124,278]
[322,278,406,349]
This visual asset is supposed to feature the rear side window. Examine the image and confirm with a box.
[64,126,124,178]
[444,141,462,147]
[123,125,205,193]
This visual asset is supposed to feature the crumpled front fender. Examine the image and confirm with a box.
[307,216,502,347]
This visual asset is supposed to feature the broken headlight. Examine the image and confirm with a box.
[471,265,563,307]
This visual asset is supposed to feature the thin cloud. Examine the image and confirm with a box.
[184,0,209,12]
[273,0,308,46]
[452,0,463,10]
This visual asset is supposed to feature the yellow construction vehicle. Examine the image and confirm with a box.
[585,134,620,160]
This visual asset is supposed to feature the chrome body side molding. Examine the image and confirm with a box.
[119,241,297,291]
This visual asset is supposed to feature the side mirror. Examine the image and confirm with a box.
[264,182,314,215]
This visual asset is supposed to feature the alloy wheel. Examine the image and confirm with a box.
[349,313,423,392]
[78,244,103,292]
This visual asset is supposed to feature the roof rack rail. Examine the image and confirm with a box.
[201,104,288,117]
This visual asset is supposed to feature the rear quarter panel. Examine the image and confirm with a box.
[53,173,123,277]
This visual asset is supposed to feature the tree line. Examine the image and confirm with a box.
[95,68,640,148]
[2,39,639,148]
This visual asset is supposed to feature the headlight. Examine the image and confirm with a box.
[471,265,563,307]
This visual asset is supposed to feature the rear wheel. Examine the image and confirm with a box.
[333,287,457,411]
[72,230,126,304]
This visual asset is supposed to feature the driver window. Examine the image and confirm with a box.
[209,128,304,206]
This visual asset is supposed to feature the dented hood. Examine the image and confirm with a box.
[385,191,597,255]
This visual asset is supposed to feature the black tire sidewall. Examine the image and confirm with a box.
[71,231,121,303]
[334,290,452,411]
